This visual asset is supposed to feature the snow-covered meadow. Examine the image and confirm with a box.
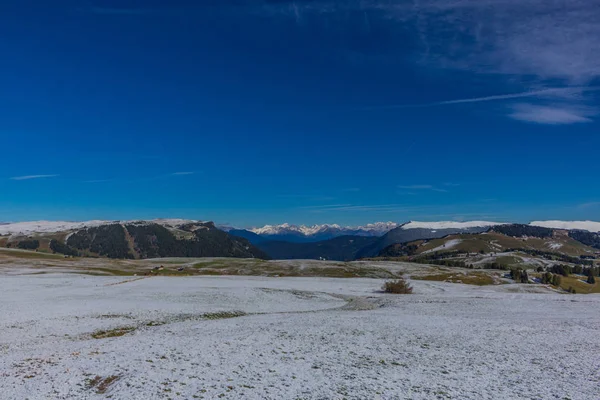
[1,273,599,399]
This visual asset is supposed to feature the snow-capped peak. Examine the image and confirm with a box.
[250,223,342,236]
[401,221,507,230]
[249,222,399,237]
[529,220,600,233]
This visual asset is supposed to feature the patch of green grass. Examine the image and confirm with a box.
[195,269,233,276]
[84,267,135,276]
[0,248,64,259]
[495,255,522,266]
[413,272,495,286]
[91,326,136,339]
[558,276,600,294]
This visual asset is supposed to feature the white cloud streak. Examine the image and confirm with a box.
[398,185,448,192]
[10,175,59,181]
[364,87,600,111]
[509,104,596,125]
[170,172,195,176]
[90,7,153,15]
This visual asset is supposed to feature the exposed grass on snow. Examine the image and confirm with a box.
[192,261,401,279]
[413,272,496,286]
[202,311,247,320]
[86,375,121,394]
[91,327,136,339]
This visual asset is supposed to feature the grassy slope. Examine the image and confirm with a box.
[412,271,497,286]
[413,232,598,257]
[557,275,600,294]
[0,248,65,260]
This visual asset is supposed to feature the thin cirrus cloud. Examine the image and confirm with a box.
[89,7,154,15]
[9,174,59,181]
[362,87,597,110]
[88,1,599,125]
[509,104,597,125]
[578,202,600,209]
[302,204,424,213]
[269,0,600,125]
[398,185,448,193]
[170,172,195,176]
[388,0,600,124]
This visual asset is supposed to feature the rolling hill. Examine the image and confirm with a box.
[355,221,502,259]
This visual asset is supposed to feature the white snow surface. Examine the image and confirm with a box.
[401,220,506,230]
[1,273,599,400]
[530,220,600,233]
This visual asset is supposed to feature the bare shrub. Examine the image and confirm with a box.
[382,278,413,294]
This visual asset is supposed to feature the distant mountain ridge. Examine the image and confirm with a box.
[355,223,497,259]
[257,236,377,261]
[0,220,267,260]
[222,222,401,243]
[2,219,600,261]
[249,222,399,236]
[0,219,204,236]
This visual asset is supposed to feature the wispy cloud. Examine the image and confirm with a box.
[301,203,428,213]
[398,185,433,190]
[363,87,599,111]
[277,194,336,202]
[83,179,113,183]
[170,172,195,176]
[578,202,600,209]
[90,7,153,15]
[287,0,600,124]
[398,184,448,193]
[10,174,58,181]
[509,104,596,125]
[299,204,353,210]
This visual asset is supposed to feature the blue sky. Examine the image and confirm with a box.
[1,0,599,227]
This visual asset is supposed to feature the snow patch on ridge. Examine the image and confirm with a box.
[401,221,506,230]
[530,220,600,233]
[0,219,202,236]
[0,220,111,236]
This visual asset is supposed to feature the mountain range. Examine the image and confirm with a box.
[2,219,599,262]
[222,222,400,243]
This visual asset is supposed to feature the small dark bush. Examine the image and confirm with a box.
[382,278,413,294]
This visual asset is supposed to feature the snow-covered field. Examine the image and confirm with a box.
[2,273,600,400]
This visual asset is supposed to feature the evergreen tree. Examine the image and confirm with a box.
[587,270,596,284]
